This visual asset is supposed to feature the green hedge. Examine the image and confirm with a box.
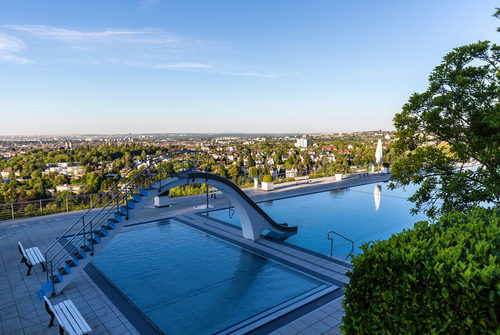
[342,207,499,334]
[262,175,273,183]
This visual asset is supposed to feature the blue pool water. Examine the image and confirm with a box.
[208,182,428,257]
[93,220,325,335]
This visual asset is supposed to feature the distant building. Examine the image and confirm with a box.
[1,167,12,178]
[56,184,85,193]
[286,167,298,178]
[295,138,309,149]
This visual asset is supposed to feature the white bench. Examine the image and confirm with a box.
[44,296,92,335]
[18,241,46,276]
[295,176,310,185]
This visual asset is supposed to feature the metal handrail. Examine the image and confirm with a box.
[327,230,354,258]
[48,165,153,264]
[46,168,155,290]
[44,149,204,259]
[43,165,141,256]
[44,150,210,293]
[0,192,106,207]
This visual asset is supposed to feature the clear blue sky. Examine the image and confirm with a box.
[0,1,497,135]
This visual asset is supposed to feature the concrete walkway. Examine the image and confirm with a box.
[0,173,390,334]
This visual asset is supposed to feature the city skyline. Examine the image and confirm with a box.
[0,1,498,135]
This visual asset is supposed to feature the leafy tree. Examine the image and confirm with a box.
[214,165,227,178]
[228,165,240,179]
[248,166,258,178]
[495,7,500,32]
[83,171,101,193]
[391,41,499,216]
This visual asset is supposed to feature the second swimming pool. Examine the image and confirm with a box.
[207,182,427,257]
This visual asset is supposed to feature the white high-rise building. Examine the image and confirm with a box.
[295,138,309,149]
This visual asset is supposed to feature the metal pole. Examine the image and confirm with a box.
[206,174,209,215]
[125,188,129,220]
[11,203,14,220]
[90,220,94,256]
[159,160,162,192]
[40,200,42,213]
[50,262,55,296]
[66,198,69,212]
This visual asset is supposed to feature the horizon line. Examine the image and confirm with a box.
[0,130,395,137]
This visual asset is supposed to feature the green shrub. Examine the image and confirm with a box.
[342,207,499,334]
[262,175,273,183]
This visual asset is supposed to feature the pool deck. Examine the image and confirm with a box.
[0,173,390,335]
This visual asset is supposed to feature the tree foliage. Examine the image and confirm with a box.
[390,41,500,216]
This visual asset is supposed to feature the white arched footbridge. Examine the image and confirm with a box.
[157,171,297,240]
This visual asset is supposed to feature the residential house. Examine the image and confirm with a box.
[286,167,298,178]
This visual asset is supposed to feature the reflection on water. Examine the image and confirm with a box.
[374,184,381,211]
[329,188,349,199]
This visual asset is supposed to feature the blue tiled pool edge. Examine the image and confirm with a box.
[85,263,163,335]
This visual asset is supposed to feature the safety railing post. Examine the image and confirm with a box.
[206,171,209,213]
[82,217,85,245]
[159,160,162,192]
[149,167,152,188]
[11,203,14,220]
[90,219,94,256]
[125,188,129,220]
[50,262,55,296]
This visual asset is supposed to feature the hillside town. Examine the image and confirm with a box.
[0,131,394,204]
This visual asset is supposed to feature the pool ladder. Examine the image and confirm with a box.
[228,201,235,219]
[327,230,354,258]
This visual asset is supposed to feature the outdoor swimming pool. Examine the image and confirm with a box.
[207,181,427,257]
[92,180,427,334]
[92,220,328,335]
